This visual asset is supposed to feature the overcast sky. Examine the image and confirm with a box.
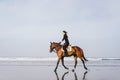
[0,0,120,58]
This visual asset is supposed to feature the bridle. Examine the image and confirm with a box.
[50,42,60,53]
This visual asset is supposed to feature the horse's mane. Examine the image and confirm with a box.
[53,42,62,47]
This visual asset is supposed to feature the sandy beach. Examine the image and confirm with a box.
[0,59,120,80]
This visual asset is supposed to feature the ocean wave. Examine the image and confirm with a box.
[0,57,57,61]
[102,58,120,60]
[0,57,120,61]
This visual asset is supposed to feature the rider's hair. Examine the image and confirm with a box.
[63,30,67,34]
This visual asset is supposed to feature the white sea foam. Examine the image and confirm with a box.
[0,57,56,61]
[87,58,102,61]
[0,57,119,61]
[0,57,120,66]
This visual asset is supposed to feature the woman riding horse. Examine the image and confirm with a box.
[60,31,69,56]
[50,42,88,72]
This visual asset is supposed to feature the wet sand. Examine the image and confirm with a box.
[0,62,120,80]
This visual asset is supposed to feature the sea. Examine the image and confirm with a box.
[0,57,120,80]
[0,57,120,67]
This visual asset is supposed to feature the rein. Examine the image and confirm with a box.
[54,43,62,52]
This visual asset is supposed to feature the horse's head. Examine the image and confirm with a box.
[49,42,60,53]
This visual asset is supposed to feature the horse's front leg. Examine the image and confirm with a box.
[61,57,69,70]
[54,58,60,72]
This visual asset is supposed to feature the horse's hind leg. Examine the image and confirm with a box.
[74,56,77,69]
[82,51,88,61]
[61,57,69,70]
[80,58,87,70]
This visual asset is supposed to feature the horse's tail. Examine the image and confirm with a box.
[82,51,88,61]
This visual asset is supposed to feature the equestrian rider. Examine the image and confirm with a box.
[60,31,70,56]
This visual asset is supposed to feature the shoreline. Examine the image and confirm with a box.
[0,57,120,61]
[0,59,120,67]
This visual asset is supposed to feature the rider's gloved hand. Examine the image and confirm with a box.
[59,42,61,44]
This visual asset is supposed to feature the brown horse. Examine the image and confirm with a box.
[50,42,88,72]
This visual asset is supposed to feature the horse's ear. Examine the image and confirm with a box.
[50,42,52,44]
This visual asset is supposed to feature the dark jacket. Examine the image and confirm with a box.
[62,34,69,44]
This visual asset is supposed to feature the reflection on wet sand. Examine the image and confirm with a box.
[54,71,88,80]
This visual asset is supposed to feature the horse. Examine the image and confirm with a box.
[50,42,88,72]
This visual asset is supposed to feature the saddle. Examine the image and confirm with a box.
[61,45,72,52]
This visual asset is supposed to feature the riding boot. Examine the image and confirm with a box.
[64,49,68,56]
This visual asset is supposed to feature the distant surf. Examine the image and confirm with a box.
[0,57,119,61]
[0,57,120,66]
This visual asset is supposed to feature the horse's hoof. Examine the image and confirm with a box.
[72,68,76,72]
[72,69,75,72]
